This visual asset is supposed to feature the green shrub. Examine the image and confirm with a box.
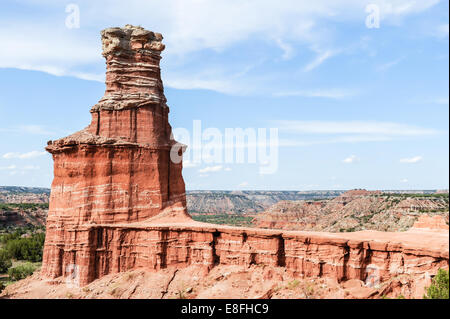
[7,263,37,281]
[3,232,45,262]
[424,269,449,299]
[0,249,12,273]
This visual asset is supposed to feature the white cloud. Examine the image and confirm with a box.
[23,165,41,170]
[342,155,359,163]
[433,97,449,105]
[400,178,409,183]
[377,57,404,72]
[303,50,337,72]
[278,135,392,147]
[273,88,356,99]
[198,165,223,173]
[183,160,199,168]
[400,156,423,163]
[274,121,438,148]
[3,151,47,159]
[0,125,56,136]
[436,23,449,38]
[277,121,438,136]
[275,39,295,60]
[237,181,249,188]
[0,165,17,170]
[0,0,441,93]
[224,167,232,172]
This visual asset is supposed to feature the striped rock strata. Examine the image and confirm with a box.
[40,26,448,291]
[41,25,189,281]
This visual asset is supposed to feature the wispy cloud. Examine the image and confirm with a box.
[277,121,438,136]
[3,151,47,159]
[237,181,249,188]
[436,23,449,38]
[303,50,337,72]
[23,165,40,170]
[183,160,199,168]
[198,165,223,173]
[0,125,56,136]
[400,156,423,163]
[273,88,356,99]
[342,155,359,164]
[275,38,295,60]
[274,121,438,148]
[0,165,16,170]
[0,0,442,94]
[433,97,449,105]
[377,57,404,72]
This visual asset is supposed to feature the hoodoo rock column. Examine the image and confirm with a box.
[41,25,190,283]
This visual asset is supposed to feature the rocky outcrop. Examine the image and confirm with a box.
[412,215,449,230]
[0,205,47,227]
[254,190,449,232]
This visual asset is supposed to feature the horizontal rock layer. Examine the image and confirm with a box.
[41,221,449,287]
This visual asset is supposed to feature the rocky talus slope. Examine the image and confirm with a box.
[254,190,449,232]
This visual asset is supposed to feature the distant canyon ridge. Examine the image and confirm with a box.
[1,186,448,232]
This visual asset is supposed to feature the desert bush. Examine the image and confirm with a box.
[4,232,45,262]
[0,249,12,273]
[424,269,449,299]
[7,263,37,281]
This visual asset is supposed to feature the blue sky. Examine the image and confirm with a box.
[0,0,448,190]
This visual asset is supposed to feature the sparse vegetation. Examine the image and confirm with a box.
[192,214,254,227]
[424,269,449,299]
[1,231,45,262]
[7,263,38,281]
[0,203,49,210]
[0,227,45,285]
[0,249,12,273]
[287,279,300,290]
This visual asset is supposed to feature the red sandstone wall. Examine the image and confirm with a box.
[42,224,449,287]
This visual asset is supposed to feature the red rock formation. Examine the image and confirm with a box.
[37,26,449,293]
[41,25,190,284]
[254,191,449,232]
[411,215,449,230]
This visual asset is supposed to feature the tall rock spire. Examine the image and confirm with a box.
[42,25,189,283]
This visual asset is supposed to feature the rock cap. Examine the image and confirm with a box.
[101,24,165,57]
